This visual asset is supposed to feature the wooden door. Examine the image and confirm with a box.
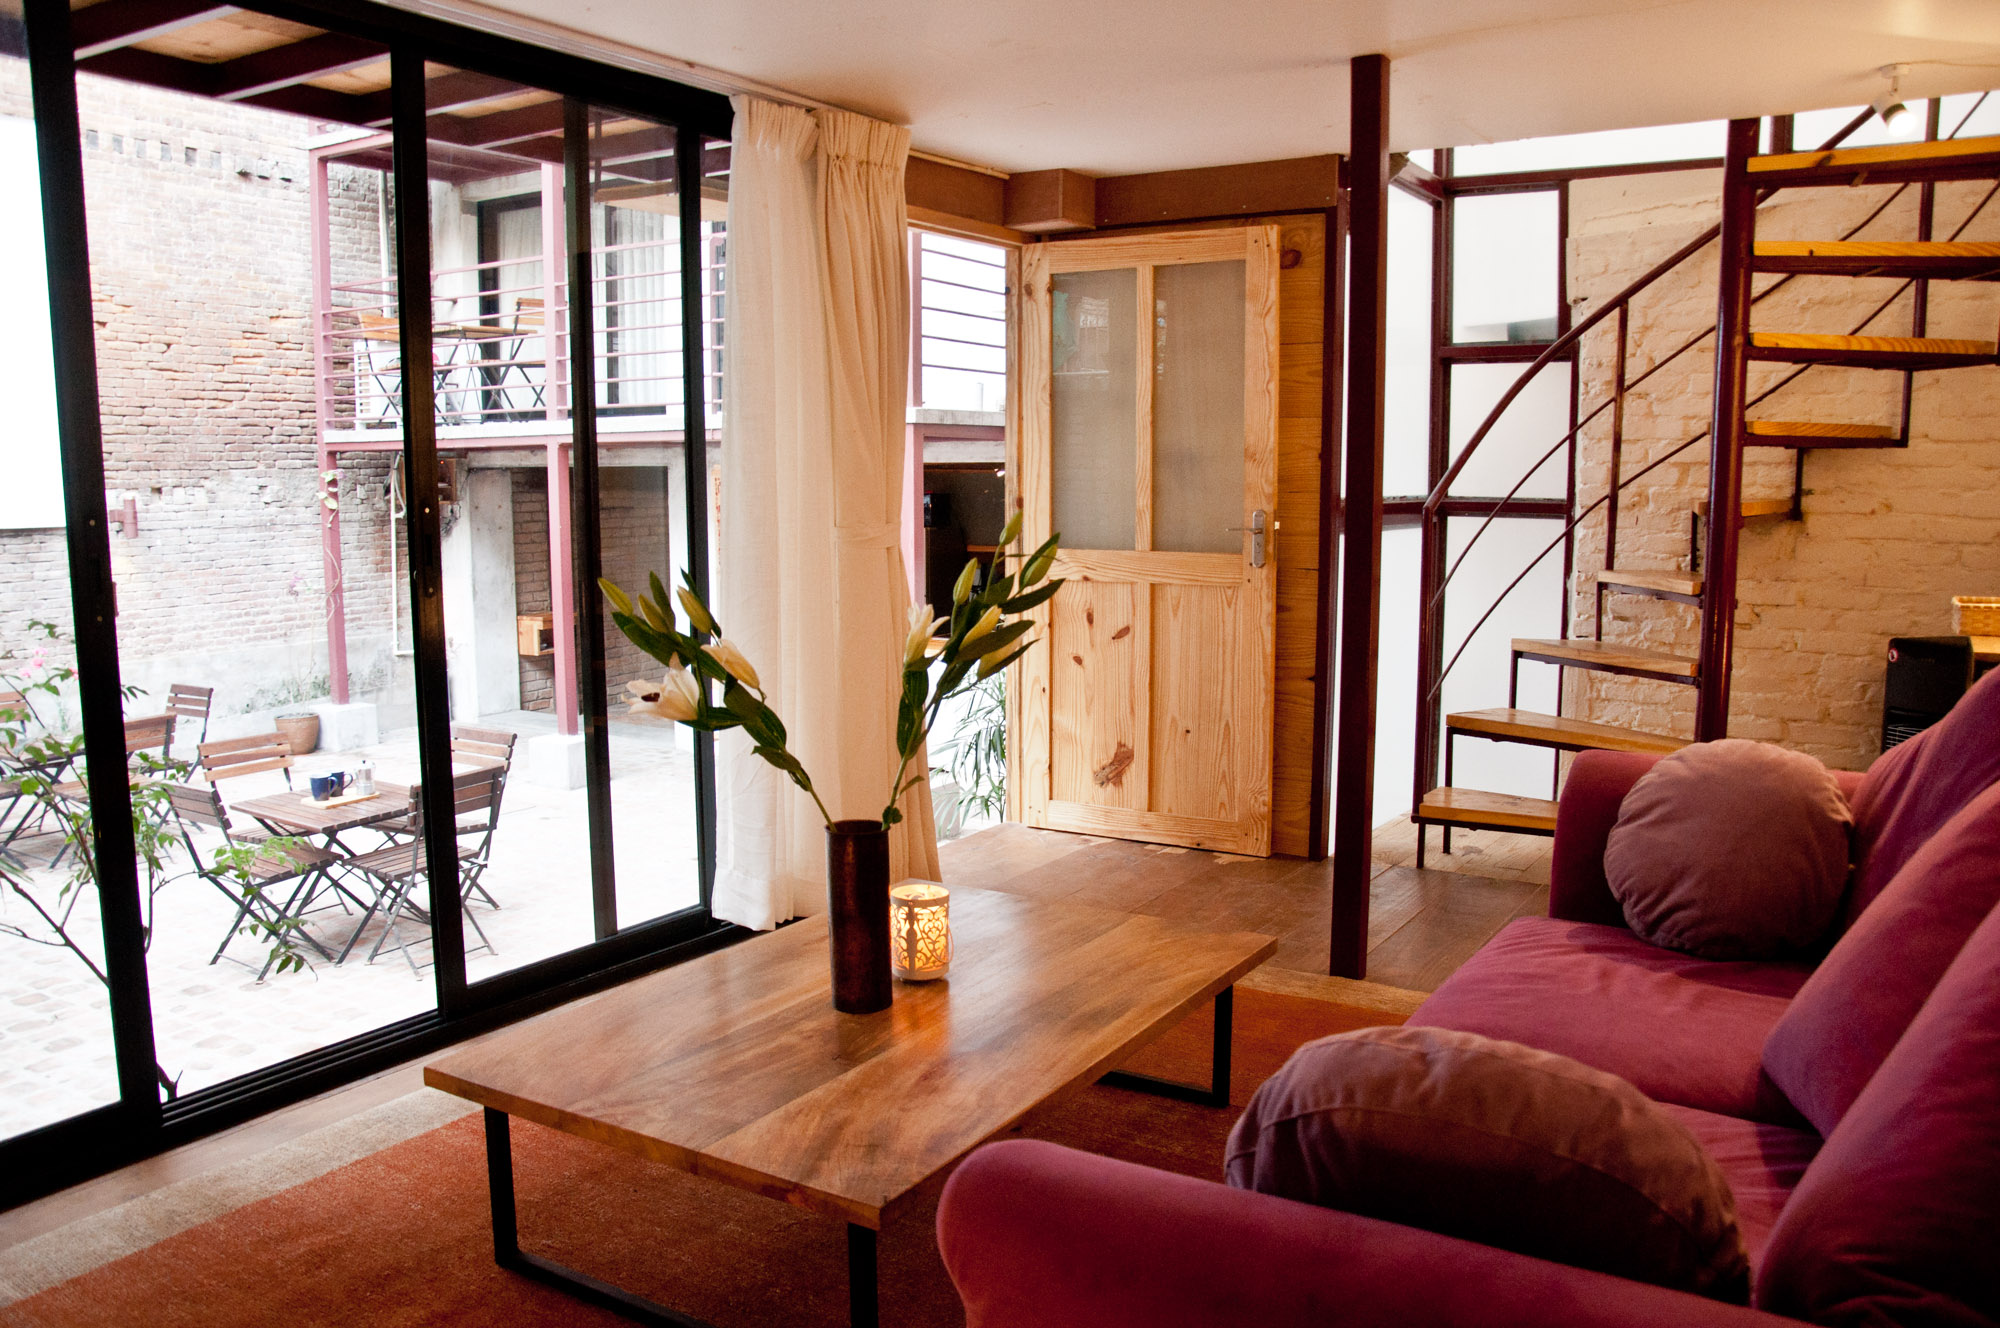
[1011,227,1280,856]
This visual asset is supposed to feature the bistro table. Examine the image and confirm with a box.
[231,782,414,961]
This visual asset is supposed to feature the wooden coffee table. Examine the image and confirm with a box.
[424,882,1275,1327]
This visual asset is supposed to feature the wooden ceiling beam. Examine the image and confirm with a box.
[213,32,386,100]
[71,0,240,60]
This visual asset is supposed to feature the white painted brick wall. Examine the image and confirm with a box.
[1562,168,2000,770]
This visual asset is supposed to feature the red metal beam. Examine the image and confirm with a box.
[71,0,238,59]
[1330,53,1390,978]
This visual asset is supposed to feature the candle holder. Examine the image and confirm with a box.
[890,882,951,981]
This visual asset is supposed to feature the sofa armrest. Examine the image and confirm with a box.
[939,1141,1797,1328]
[1549,750,1664,926]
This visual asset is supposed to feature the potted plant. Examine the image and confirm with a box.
[274,711,319,755]
[602,512,1062,1013]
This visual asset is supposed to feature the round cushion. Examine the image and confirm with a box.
[1225,1025,1752,1302]
[1603,739,1851,960]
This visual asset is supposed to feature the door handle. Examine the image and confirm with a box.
[1227,509,1269,568]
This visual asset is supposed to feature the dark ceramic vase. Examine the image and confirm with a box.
[825,819,892,1013]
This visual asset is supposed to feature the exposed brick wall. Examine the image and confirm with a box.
[1563,168,2000,770]
[512,469,553,712]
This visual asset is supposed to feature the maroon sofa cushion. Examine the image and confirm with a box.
[1763,782,2000,1137]
[1225,1025,1752,1301]
[1844,666,2000,926]
[1656,1103,1819,1266]
[1411,916,1810,1125]
[1551,750,1865,932]
[1604,740,1852,960]
[1755,899,2000,1326]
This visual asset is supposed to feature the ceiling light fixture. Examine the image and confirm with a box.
[1873,63,1912,129]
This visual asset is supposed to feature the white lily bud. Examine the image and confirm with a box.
[968,604,1002,642]
[677,585,717,635]
[905,602,940,665]
[704,638,762,691]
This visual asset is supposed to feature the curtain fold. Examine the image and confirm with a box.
[712,96,939,931]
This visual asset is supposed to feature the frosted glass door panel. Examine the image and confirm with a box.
[1451,191,1559,343]
[1448,361,1572,499]
[1152,260,1245,553]
[1051,268,1137,551]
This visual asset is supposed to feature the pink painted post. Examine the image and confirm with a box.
[547,441,579,736]
[310,149,351,705]
[540,162,563,421]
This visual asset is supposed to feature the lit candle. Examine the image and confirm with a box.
[890,882,951,980]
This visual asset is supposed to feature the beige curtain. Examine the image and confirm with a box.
[712,96,938,931]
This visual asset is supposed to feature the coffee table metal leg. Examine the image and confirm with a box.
[848,1224,879,1328]
[1098,984,1236,1108]
[483,1107,717,1328]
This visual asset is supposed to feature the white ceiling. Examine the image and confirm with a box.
[414,0,2000,175]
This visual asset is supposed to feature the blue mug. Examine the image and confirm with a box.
[310,772,347,801]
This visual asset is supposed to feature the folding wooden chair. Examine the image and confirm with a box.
[373,724,515,907]
[197,732,295,791]
[165,683,214,751]
[164,781,342,979]
[338,765,506,973]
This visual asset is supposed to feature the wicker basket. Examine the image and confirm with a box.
[1952,596,2000,636]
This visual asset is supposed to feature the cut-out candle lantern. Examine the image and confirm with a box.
[890,882,951,980]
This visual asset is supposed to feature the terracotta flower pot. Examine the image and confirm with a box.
[274,713,320,756]
[825,819,892,1014]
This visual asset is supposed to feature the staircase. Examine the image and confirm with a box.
[1411,115,2000,862]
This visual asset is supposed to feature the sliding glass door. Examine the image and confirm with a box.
[0,0,733,1207]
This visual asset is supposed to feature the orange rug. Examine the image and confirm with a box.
[0,984,1407,1328]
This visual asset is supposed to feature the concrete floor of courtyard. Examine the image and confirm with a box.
[0,708,705,1140]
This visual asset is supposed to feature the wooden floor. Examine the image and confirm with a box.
[1,816,1549,1254]
[939,818,1552,993]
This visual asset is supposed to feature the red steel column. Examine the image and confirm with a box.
[1329,53,1390,978]
[1695,119,1759,741]
[548,441,579,735]
[310,149,351,705]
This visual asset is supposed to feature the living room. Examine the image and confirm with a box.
[2,0,1998,1324]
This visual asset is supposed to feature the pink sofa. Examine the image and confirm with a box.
[938,672,2000,1327]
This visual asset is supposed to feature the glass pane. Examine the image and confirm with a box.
[1793,104,1924,153]
[1452,120,1725,175]
[1451,191,1559,343]
[75,54,433,1101]
[1438,516,1564,798]
[917,231,1006,413]
[0,13,123,1143]
[1939,94,2000,141]
[1050,267,1137,551]
[1151,260,1245,554]
[1448,361,1573,500]
[1385,188,1434,497]
[584,109,714,933]
[425,69,596,980]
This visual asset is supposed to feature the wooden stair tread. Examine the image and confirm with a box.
[1746,133,2000,186]
[1752,239,2000,280]
[1594,568,1703,598]
[1756,240,2000,258]
[1446,708,1688,755]
[1693,496,1792,518]
[1749,332,1998,369]
[1415,787,1558,833]
[1512,637,1700,678]
[1745,419,1902,449]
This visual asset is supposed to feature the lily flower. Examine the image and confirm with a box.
[626,668,700,722]
[968,604,1002,642]
[704,638,761,691]
[905,602,942,665]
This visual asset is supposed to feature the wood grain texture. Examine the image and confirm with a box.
[425,885,1276,1228]
[1414,787,1559,832]
[1754,240,2000,258]
[1594,568,1704,597]
[1744,419,1896,438]
[1049,581,1144,810]
[1512,637,1700,677]
[1747,133,2000,172]
[1749,332,1996,355]
[1446,707,1686,754]
[1039,228,1252,271]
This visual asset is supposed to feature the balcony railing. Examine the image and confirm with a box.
[316,227,725,441]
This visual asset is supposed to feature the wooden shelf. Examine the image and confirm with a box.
[1414,787,1558,834]
[1446,707,1687,755]
[1512,637,1700,682]
[1694,496,1795,519]
[1594,569,1703,602]
[1753,240,2000,281]
[1745,419,1902,449]
[1749,332,1998,371]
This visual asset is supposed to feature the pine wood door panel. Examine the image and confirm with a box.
[1049,579,1147,810]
